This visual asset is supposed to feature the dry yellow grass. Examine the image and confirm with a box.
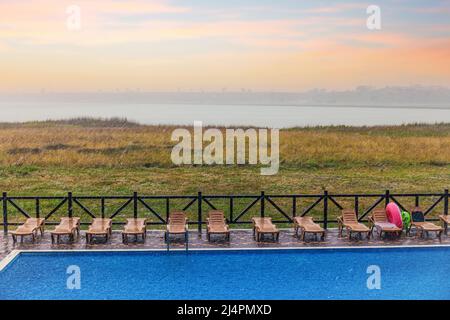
[0,122,449,168]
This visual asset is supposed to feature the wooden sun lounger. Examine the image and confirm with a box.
[50,217,80,244]
[439,215,450,235]
[122,218,147,243]
[10,218,45,243]
[368,209,402,239]
[252,217,279,242]
[408,207,443,239]
[165,211,188,243]
[206,210,230,241]
[86,218,112,244]
[293,216,325,241]
[338,209,370,240]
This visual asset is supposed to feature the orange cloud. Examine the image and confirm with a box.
[1,1,449,92]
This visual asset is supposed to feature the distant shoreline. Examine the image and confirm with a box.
[2,101,449,110]
[1,117,449,130]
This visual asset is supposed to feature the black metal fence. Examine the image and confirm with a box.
[1,189,449,234]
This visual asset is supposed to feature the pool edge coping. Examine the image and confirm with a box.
[0,250,21,272]
[2,243,450,271]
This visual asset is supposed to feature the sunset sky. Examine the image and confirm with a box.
[1,0,450,92]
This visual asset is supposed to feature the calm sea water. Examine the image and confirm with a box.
[1,102,450,127]
[1,248,450,300]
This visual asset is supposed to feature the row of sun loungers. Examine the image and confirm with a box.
[9,207,448,244]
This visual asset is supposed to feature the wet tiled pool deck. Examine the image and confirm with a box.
[1,228,449,260]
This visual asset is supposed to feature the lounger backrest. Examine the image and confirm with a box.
[126,218,146,226]
[372,209,387,223]
[92,218,112,227]
[61,217,80,223]
[342,210,358,223]
[60,217,80,227]
[296,217,314,224]
[411,207,425,222]
[208,211,225,223]
[169,212,187,224]
[253,217,273,226]
[23,218,44,227]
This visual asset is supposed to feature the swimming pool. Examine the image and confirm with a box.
[1,247,449,300]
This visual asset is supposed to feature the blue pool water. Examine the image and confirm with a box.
[1,247,449,300]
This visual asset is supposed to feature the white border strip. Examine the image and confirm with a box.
[2,244,450,271]
[0,250,21,272]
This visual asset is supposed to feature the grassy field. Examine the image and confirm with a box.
[0,119,449,226]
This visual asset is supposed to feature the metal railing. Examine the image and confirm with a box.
[1,189,449,234]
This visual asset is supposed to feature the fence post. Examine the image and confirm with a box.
[354,196,359,219]
[323,190,328,229]
[35,198,40,218]
[101,197,105,218]
[68,192,73,218]
[261,191,265,218]
[385,190,390,207]
[165,198,170,223]
[197,192,202,235]
[292,196,297,218]
[2,192,7,234]
[229,197,233,223]
[133,192,138,219]
[445,189,449,216]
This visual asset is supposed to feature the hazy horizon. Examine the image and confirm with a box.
[1,0,450,92]
[2,85,450,108]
